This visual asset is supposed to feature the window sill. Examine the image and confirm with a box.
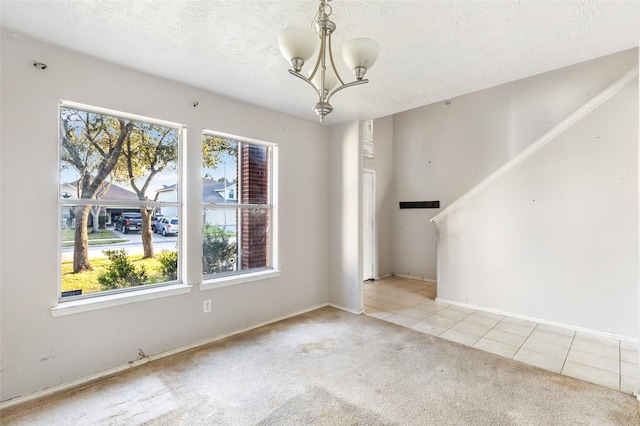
[200,270,281,290]
[50,283,193,317]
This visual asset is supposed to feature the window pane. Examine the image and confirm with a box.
[202,207,271,277]
[60,108,179,202]
[202,208,238,275]
[60,205,179,298]
[60,105,181,300]
[238,207,271,270]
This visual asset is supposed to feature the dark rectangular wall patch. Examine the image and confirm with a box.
[399,201,440,209]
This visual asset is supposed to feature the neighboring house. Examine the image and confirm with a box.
[156,179,237,232]
[155,184,179,218]
[204,179,237,234]
[60,181,139,228]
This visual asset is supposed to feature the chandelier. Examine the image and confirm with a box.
[278,0,379,123]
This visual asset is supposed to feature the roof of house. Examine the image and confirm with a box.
[62,181,139,201]
[155,179,236,204]
[156,184,176,193]
[202,179,236,204]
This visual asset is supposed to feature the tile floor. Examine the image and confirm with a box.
[364,276,640,394]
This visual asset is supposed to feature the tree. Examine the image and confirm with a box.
[90,181,111,234]
[60,108,134,273]
[114,123,179,258]
[202,135,237,170]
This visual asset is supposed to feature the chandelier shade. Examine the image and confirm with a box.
[278,26,317,70]
[277,0,378,122]
[342,38,379,74]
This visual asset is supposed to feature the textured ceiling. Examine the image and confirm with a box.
[1,1,639,125]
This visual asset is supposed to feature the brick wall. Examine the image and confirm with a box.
[241,144,269,269]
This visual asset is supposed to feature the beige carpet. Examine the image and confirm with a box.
[2,307,638,425]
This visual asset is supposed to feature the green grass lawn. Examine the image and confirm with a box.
[61,254,168,295]
[61,228,126,247]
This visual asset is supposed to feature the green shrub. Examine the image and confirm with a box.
[202,225,237,274]
[156,249,178,281]
[98,248,148,290]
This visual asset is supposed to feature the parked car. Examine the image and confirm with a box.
[115,212,142,234]
[151,216,165,233]
[155,217,178,236]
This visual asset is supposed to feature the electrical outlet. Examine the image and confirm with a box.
[203,299,212,313]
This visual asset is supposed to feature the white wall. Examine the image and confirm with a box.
[0,33,330,402]
[364,116,394,278]
[328,122,363,313]
[435,75,638,338]
[391,49,639,281]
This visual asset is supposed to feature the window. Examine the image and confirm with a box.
[202,132,276,281]
[59,101,183,300]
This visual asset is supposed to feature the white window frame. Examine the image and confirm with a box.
[200,130,280,290]
[54,100,190,315]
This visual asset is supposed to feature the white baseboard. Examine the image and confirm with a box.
[393,274,437,283]
[436,297,638,343]
[0,303,330,410]
[328,303,365,315]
